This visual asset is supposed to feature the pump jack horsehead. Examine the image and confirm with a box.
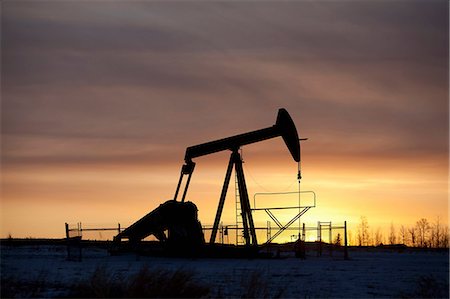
[114,108,305,255]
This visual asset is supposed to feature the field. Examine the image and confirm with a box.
[1,241,448,298]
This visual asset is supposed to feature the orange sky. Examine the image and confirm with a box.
[1,1,448,241]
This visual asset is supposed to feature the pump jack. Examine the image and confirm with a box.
[114,108,302,255]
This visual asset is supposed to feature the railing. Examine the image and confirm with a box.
[252,190,316,209]
[251,191,316,244]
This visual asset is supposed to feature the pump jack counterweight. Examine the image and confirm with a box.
[114,108,302,256]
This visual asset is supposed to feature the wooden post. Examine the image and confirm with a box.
[65,223,70,260]
[78,222,82,261]
[118,223,121,233]
[302,222,305,241]
[318,222,322,257]
[299,222,306,259]
[65,223,69,239]
[330,222,332,256]
[344,221,349,260]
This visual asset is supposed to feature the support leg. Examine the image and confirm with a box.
[210,154,234,244]
[234,152,257,247]
[181,170,194,203]
[173,170,184,201]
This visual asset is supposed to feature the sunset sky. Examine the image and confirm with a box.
[1,1,448,241]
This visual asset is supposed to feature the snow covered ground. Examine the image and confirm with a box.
[1,244,449,298]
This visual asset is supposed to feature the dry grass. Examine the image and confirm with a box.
[1,265,209,298]
[1,271,48,298]
[240,270,285,299]
[413,274,449,298]
[68,264,209,298]
[398,274,449,299]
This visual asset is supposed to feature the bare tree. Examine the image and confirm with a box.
[408,227,416,247]
[429,225,436,248]
[416,218,430,247]
[357,216,370,246]
[374,227,383,246]
[348,230,353,246]
[399,225,407,245]
[441,226,449,248]
[389,222,396,245]
[433,217,441,248]
[334,233,342,246]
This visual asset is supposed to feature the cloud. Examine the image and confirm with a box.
[2,0,448,168]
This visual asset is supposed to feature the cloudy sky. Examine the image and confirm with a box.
[1,1,448,240]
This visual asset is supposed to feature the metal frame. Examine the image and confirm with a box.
[209,150,257,247]
[252,191,316,244]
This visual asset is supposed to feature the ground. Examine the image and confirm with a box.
[1,244,449,298]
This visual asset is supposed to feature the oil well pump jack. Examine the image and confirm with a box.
[114,108,303,255]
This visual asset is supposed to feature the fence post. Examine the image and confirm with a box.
[318,222,322,256]
[296,222,306,259]
[302,222,305,241]
[65,223,69,239]
[329,222,332,256]
[344,221,349,260]
[65,223,70,260]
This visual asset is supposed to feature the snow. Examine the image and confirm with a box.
[1,244,449,298]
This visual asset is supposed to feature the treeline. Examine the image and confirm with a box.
[350,216,449,248]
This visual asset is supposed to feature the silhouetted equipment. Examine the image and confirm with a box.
[116,201,204,253]
[114,108,302,255]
